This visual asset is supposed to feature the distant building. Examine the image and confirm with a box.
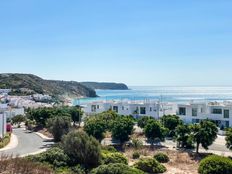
[84,100,177,119]
[4,107,25,119]
[177,101,232,128]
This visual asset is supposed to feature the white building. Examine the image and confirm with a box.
[4,107,25,119]
[84,100,177,119]
[0,104,7,138]
[177,101,232,128]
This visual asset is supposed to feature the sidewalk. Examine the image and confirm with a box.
[0,134,18,152]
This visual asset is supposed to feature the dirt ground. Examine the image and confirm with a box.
[124,147,202,174]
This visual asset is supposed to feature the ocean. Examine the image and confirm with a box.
[73,86,232,105]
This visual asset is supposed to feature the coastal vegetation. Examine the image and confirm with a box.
[0,73,97,101]
[4,107,232,173]
[0,133,11,148]
[81,82,129,90]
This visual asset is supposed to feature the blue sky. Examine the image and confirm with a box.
[0,0,231,86]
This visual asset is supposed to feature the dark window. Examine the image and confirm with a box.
[224,110,229,118]
[113,106,118,113]
[91,105,97,112]
[122,106,124,110]
[97,105,99,109]
[140,107,146,115]
[212,108,222,114]
[179,107,186,115]
[192,108,198,116]
[150,107,152,112]
[225,121,230,128]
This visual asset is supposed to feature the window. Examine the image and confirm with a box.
[224,110,229,118]
[150,107,152,112]
[140,107,146,115]
[212,108,222,114]
[201,108,204,113]
[192,119,200,124]
[91,105,97,112]
[113,106,118,113]
[97,105,99,109]
[192,108,198,117]
[179,107,186,115]
[225,121,230,128]
[122,106,124,110]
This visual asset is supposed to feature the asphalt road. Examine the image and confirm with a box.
[0,128,53,157]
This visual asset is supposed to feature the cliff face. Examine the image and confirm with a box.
[81,82,129,90]
[0,74,97,100]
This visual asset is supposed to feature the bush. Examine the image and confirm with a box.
[28,147,69,168]
[101,146,117,153]
[154,153,169,163]
[0,133,11,148]
[47,116,71,142]
[61,131,101,168]
[90,163,145,174]
[71,165,86,174]
[134,158,166,173]
[132,152,140,159]
[101,151,128,165]
[198,155,232,174]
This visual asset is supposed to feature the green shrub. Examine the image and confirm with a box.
[154,153,169,163]
[134,158,166,173]
[55,167,74,174]
[132,152,140,159]
[90,163,145,174]
[28,147,69,168]
[199,155,232,174]
[101,146,118,153]
[61,131,101,168]
[101,151,128,165]
[0,133,11,148]
[71,165,85,174]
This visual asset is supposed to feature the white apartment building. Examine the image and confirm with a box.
[177,101,232,128]
[0,104,7,138]
[84,100,177,119]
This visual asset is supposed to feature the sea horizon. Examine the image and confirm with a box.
[74,86,232,105]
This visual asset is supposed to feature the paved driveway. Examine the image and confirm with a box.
[0,128,53,157]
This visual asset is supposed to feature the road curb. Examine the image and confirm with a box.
[35,132,53,141]
[0,134,18,152]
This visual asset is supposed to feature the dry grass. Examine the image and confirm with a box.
[124,147,200,174]
[38,128,53,138]
[0,154,53,174]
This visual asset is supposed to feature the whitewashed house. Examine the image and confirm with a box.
[0,104,7,138]
[84,100,176,119]
[177,101,232,128]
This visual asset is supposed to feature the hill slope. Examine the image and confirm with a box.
[0,74,97,100]
[81,82,129,90]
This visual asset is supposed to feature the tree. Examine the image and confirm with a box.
[111,116,134,144]
[175,124,193,148]
[47,116,71,142]
[61,131,101,168]
[69,106,83,126]
[191,120,218,154]
[84,116,106,141]
[137,116,154,129]
[161,115,183,137]
[12,115,26,127]
[225,128,232,150]
[144,119,167,146]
